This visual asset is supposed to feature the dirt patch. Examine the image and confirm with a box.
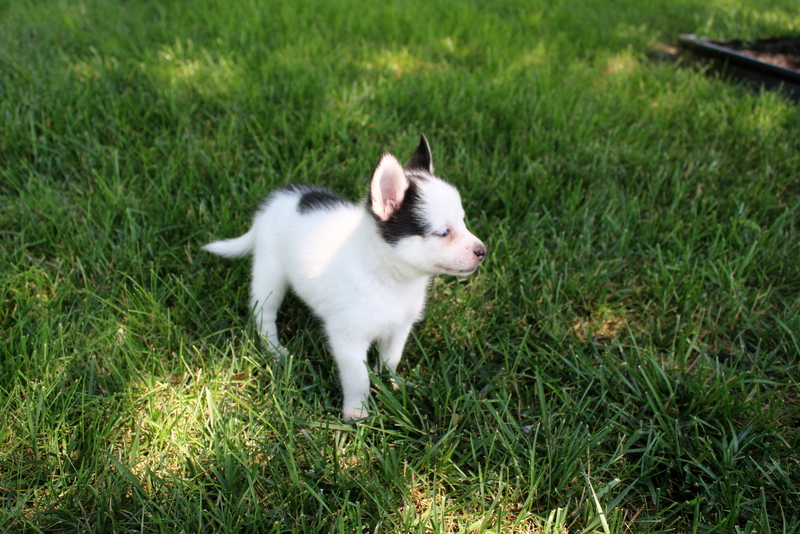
[710,37,800,72]
[676,34,800,101]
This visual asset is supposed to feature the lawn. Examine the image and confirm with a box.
[1,0,799,532]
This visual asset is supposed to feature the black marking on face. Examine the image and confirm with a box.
[369,176,431,245]
[295,187,349,214]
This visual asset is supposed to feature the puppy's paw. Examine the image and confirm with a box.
[270,343,289,357]
[342,407,369,422]
[261,337,289,360]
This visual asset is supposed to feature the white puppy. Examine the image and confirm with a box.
[203,135,486,420]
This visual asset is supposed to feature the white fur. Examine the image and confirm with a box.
[203,136,486,420]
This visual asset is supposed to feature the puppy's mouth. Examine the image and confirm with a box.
[435,265,477,276]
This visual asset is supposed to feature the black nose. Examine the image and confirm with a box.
[475,246,486,261]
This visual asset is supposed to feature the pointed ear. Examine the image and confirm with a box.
[406,134,433,173]
[370,152,408,221]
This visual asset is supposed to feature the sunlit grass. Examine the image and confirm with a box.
[150,40,243,97]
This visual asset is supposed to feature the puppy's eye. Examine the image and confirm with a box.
[435,229,450,237]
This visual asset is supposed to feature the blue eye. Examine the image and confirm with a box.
[436,229,450,237]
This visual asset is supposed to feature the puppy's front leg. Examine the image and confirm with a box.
[376,323,414,380]
[327,333,372,420]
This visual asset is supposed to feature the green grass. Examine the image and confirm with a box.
[2,0,799,532]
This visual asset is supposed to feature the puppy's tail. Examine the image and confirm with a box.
[202,229,256,259]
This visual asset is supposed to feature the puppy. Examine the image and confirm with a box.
[203,135,486,420]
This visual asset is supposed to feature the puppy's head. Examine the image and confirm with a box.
[369,135,486,276]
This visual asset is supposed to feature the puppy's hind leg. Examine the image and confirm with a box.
[250,253,289,357]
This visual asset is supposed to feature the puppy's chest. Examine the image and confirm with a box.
[380,283,426,315]
[359,279,429,334]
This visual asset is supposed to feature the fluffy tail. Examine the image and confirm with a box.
[202,229,256,259]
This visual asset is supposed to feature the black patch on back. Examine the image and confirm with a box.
[296,187,349,214]
[369,176,431,245]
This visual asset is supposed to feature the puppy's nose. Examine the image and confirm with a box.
[474,245,486,261]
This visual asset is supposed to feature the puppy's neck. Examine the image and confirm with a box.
[358,214,431,283]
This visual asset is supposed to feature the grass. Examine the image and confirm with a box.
[1,0,799,531]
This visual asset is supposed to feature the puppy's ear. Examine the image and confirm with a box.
[370,153,408,221]
[407,134,433,174]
